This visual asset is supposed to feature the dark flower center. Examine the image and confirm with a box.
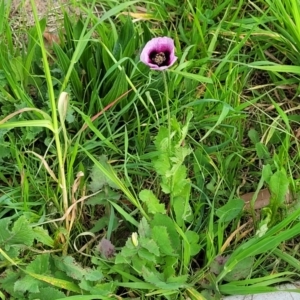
[150,51,170,66]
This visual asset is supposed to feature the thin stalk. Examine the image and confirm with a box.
[162,71,174,210]
[162,71,171,153]
[29,1,69,232]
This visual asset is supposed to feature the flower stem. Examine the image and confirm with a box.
[162,71,171,153]
[162,71,174,212]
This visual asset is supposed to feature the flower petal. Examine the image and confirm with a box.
[140,36,177,70]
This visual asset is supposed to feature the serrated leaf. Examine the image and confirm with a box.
[160,178,171,194]
[173,195,186,227]
[173,184,193,227]
[132,255,145,273]
[163,256,178,278]
[115,236,138,264]
[23,126,44,142]
[138,217,151,238]
[0,140,10,159]
[150,214,180,252]
[14,275,40,293]
[78,278,93,292]
[167,274,188,286]
[174,147,193,164]
[114,253,130,264]
[154,127,169,150]
[0,217,35,251]
[54,256,86,281]
[141,267,164,287]
[3,247,20,260]
[86,282,115,296]
[124,236,136,250]
[142,267,187,290]
[185,230,201,256]
[63,256,87,280]
[84,269,103,281]
[33,227,54,247]
[153,153,171,176]
[138,248,156,263]
[10,216,35,246]
[0,218,13,247]
[119,243,138,258]
[152,226,175,256]
[29,286,66,300]
[139,190,166,215]
[26,253,50,274]
[0,271,23,298]
[171,165,188,196]
[139,237,160,256]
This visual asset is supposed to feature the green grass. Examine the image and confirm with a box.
[0,0,300,299]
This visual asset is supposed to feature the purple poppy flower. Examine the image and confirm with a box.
[140,37,178,71]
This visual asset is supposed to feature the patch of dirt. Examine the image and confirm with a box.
[10,0,80,29]
[9,0,81,47]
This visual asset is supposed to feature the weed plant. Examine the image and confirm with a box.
[0,0,300,299]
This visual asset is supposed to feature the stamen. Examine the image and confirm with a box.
[152,52,166,66]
